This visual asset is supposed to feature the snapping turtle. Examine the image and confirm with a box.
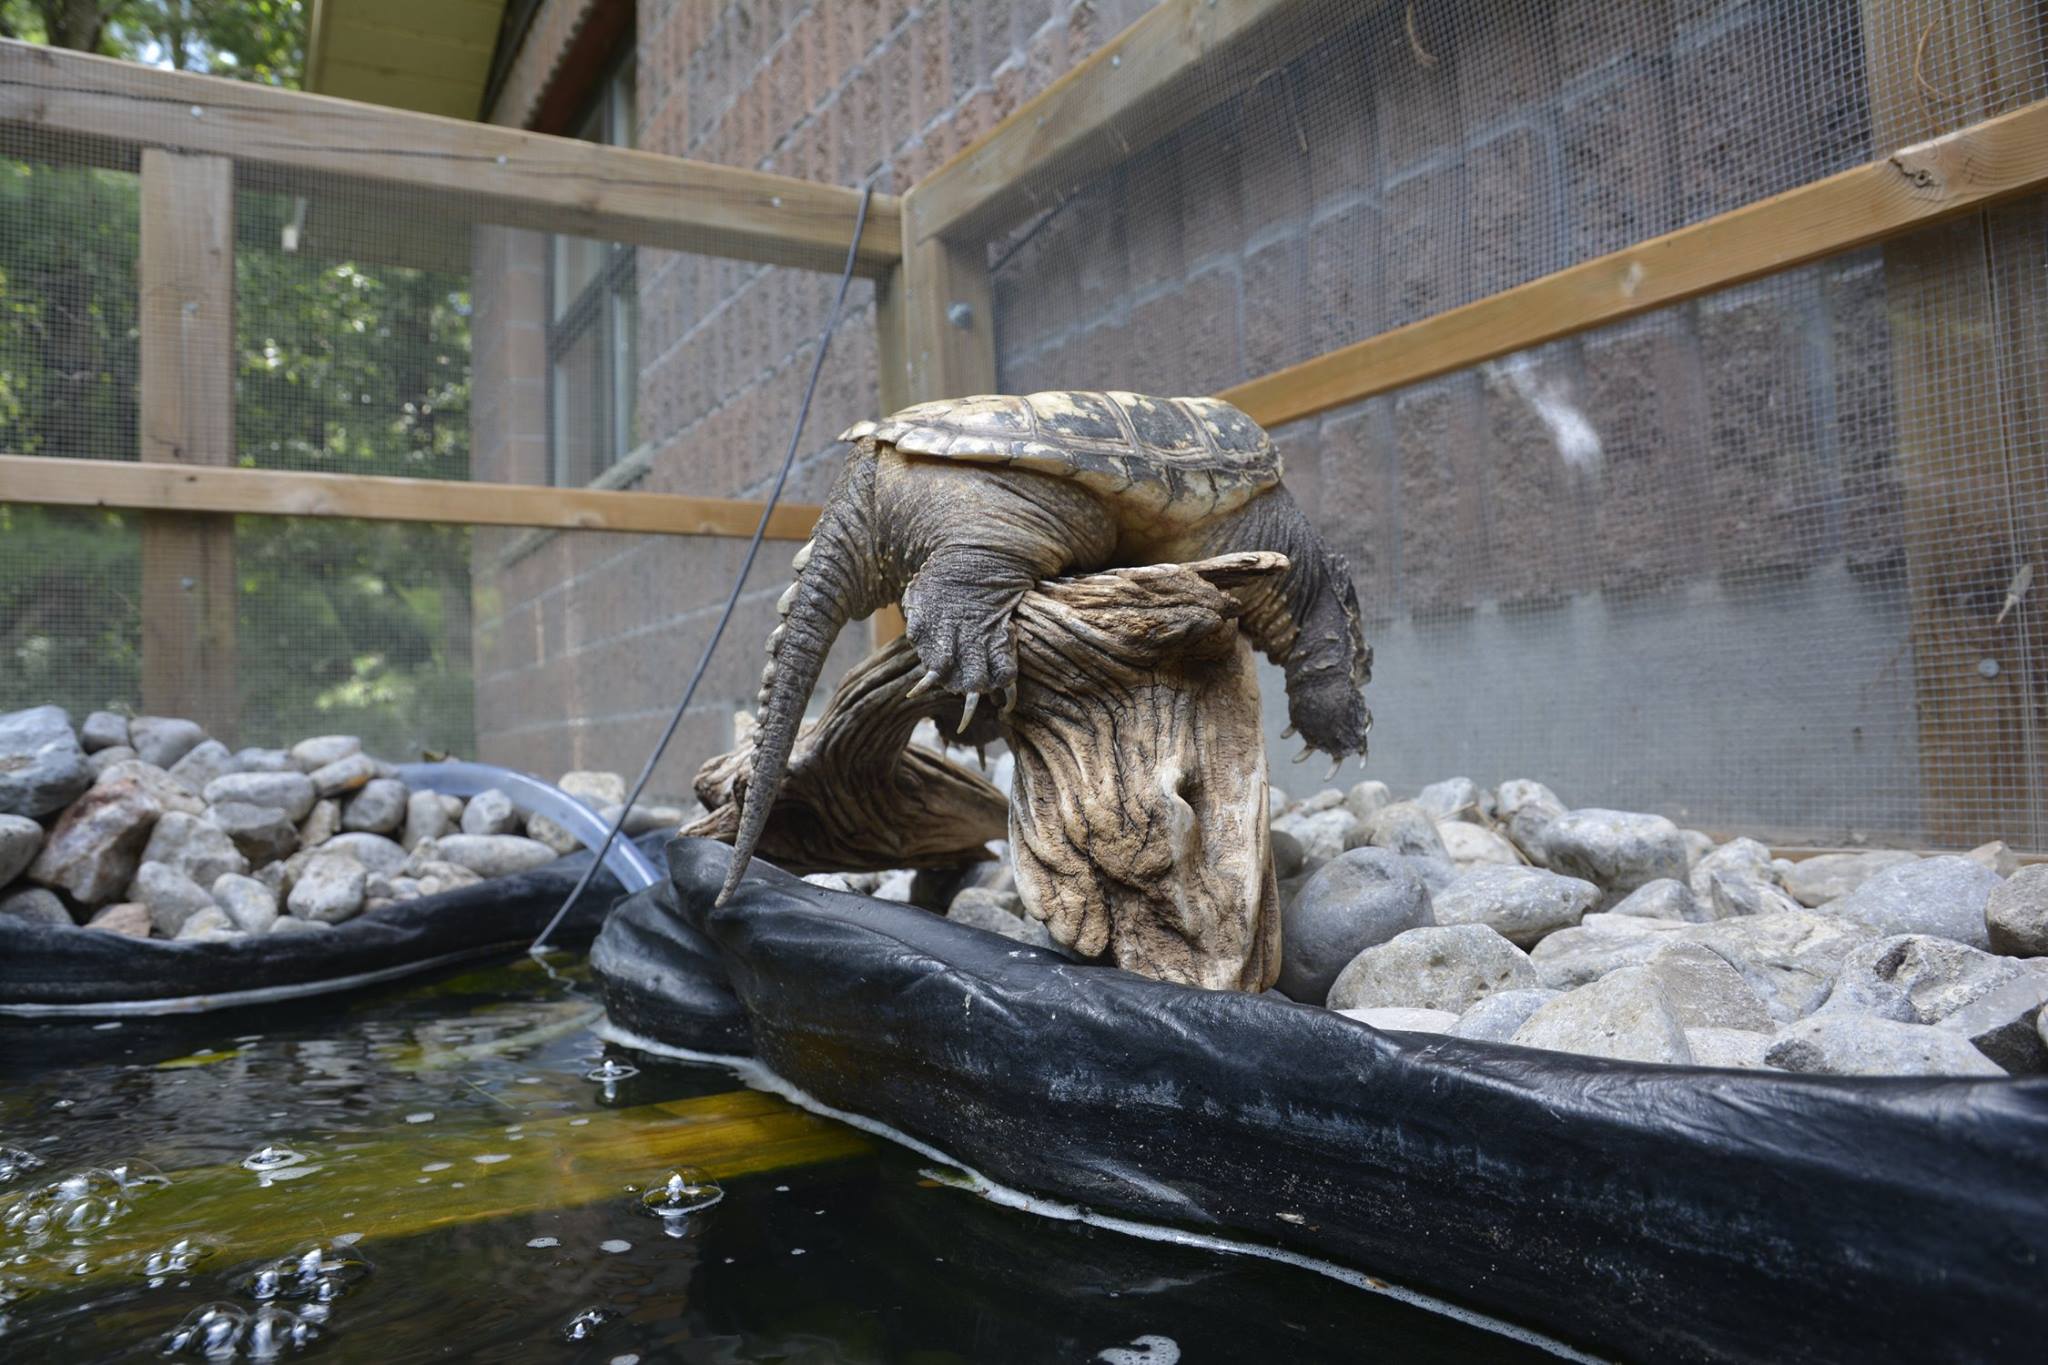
[721,389,1372,901]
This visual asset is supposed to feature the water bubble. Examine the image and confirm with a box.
[164,1302,248,1358]
[420,1162,451,1173]
[2,1164,163,1248]
[0,1146,45,1184]
[791,1248,806,1256]
[246,1303,322,1358]
[525,1236,559,1249]
[241,1146,307,1173]
[1095,1335,1181,1365]
[569,1119,590,1128]
[637,1168,724,1231]
[599,1239,631,1254]
[142,1237,216,1280]
[585,1059,639,1083]
[611,1355,642,1365]
[472,1154,511,1165]
[244,1241,370,1304]
[92,1021,123,1031]
[403,1112,434,1125]
[563,1307,611,1341]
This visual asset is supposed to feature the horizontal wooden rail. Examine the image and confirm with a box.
[1220,96,2048,429]
[0,455,820,540]
[911,0,1352,243]
[0,39,900,277]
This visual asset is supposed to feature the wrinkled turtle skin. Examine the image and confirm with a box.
[721,390,1372,902]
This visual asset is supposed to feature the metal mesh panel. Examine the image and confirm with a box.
[982,0,2048,849]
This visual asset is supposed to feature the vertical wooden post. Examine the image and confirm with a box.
[138,149,238,739]
[1860,1,2047,847]
[867,190,999,647]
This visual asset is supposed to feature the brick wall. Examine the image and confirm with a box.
[470,0,1161,793]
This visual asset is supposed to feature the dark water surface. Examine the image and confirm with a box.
[0,958,1553,1363]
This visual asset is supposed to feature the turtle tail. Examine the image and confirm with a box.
[718,455,881,905]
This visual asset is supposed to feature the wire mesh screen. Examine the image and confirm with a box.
[987,0,2048,849]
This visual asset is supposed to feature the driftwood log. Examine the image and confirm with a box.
[690,553,1283,992]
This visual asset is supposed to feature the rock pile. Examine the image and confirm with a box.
[1256,776,2043,1078]
[0,706,690,944]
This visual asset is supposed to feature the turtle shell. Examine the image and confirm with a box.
[838,390,1281,522]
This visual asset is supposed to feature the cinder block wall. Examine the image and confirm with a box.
[472,0,1160,793]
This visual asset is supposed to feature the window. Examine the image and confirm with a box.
[547,59,637,487]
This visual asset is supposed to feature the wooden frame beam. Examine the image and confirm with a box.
[0,456,821,541]
[1219,95,2048,430]
[0,39,901,277]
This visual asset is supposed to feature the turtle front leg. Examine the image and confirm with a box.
[881,457,1117,708]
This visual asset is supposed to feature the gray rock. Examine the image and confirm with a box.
[1640,942,1773,1031]
[26,778,163,906]
[287,853,367,924]
[558,770,627,806]
[399,790,455,851]
[1988,865,2048,958]
[127,716,207,770]
[291,735,362,772]
[84,902,150,937]
[0,812,43,886]
[253,861,288,896]
[1965,840,2019,878]
[1824,934,2027,1026]
[1338,1006,1459,1034]
[320,832,409,876]
[1327,924,1538,1013]
[1689,837,1800,919]
[96,760,205,816]
[1766,1015,2003,1077]
[231,747,296,774]
[1782,850,1919,907]
[1267,785,1290,818]
[523,811,584,856]
[1527,914,1688,988]
[1511,967,1693,1063]
[86,744,138,776]
[873,869,915,902]
[1360,801,1451,862]
[167,739,237,791]
[418,834,556,879]
[308,752,378,799]
[1431,865,1599,949]
[948,887,1060,951]
[136,811,248,889]
[1827,856,2000,950]
[459,787,523,837]
[0,704,92,818]
[1277,848,1435,1004]
[342,778,409,835]
[1344,779,1391,826]
[1608,878,1708,923]
[1495,779,1567,865]
[1540,808,1688,894]
[802,872,857,892]
[0,886,72,927]
[1437,822,1521,867]
[172,905,240,941]
[1679,829,1715,870]
[204,801,297,866]
[1268,828,1305,881]
[1933,974,2048,1074]
[1685,1027,1776,1070]
[409,859,484,896]
[268,915,331,935]
[1271,806,1356,866]
[299,798,341,848]
[1415,777,1486,825]
[1690,911,1878,1021]
[203,771,317,823]
[1296,787,1346,814]
[80,711,129,752]
[210,873,279,934]
[1449,987,1560,1042]
[387,876,424,902]
[135,861,217,936]
[598,801,693,836]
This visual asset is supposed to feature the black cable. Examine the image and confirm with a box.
[529,180,877,959]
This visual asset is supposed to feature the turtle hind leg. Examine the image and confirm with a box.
[901,545,1034,699]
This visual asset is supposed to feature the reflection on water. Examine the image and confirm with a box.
[0,957,1552,1363]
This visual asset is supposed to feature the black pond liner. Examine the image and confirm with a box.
[592,836,2048,1365]
[0,833,667,1015]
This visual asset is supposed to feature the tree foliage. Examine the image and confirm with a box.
[0,4,477,758]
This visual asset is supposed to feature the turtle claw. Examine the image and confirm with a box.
[1280,724,1297,740]
[957,691,982,735]
[1325,757,1343,782]
[1292,746,1313,765]
[906,668,942,700]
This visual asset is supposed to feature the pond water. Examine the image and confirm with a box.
[0,957,1554,1363]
